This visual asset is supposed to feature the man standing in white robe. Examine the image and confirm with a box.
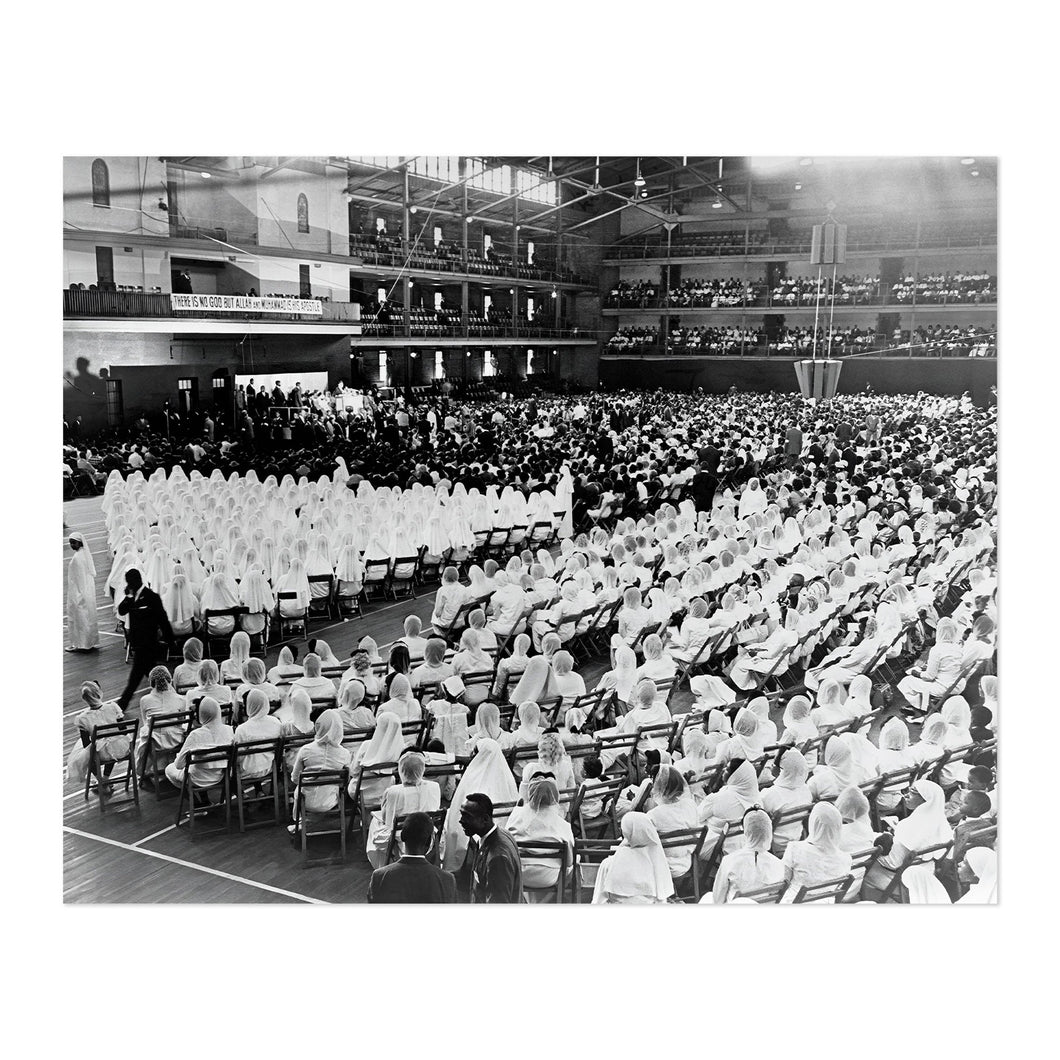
[67,532,99,651]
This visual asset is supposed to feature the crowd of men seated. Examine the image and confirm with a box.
[891,272,996,305]
[771,275,881,307]
[68,385,998,904]
[667,278,764,308]
[901,324,997,357]
[606,326,660,351]
[667,326,761,354]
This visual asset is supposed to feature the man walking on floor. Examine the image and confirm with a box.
[116,568,174,709]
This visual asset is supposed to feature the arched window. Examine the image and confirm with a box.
[91,159,110,207]
[297,193,309,233]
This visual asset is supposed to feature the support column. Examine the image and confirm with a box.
[402,161,411,338]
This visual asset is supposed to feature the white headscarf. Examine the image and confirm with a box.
[598,812,674,901]
[957,847,997,904]
[358,711,405,766]
[893,779,951,852]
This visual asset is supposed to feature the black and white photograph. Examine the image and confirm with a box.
[60,153,999,905]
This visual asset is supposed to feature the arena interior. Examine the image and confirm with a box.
[62,155,998,905]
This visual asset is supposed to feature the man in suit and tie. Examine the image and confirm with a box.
[116,568,174,710]
[455,793,523,903]
[367,813,457,904]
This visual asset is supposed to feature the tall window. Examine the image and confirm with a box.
[299,264,311,298]
[297,193,309,233]
[377,286,387,304]
[526,350,534,375]
[483,233,492,254]
[434,225,443,246]
[378,352,388,384]
[483,294,492,315]
[483,350,495,378]
[435,350,444,379]
[105,379,124,426]
[376,217,387,234]
[526,240,535,264]
[526,296,534,320]
[91,159,110,207]
[434,291,443,311]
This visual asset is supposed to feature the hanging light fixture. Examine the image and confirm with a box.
[711,197,723,209]
[634,157,645,187]
[961,157,976,165]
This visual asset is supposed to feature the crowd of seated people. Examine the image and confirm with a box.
[771,275,881,307]
[667,326,762,354]
[606,281,658,307]
[891,272,996,305]
[606,326,660,351]
[898,324,997,357]
[667,278,764,308]
[69,385,998,904]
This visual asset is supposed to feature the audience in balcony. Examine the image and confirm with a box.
[606,326,660,351]
[891,273,996,305]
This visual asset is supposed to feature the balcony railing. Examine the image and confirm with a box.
[604,288,997,311]
[350,239,587,286]
[605,231,997,261]
[63,288,359,324]
[603,336,997,358]
[359,319,595,341]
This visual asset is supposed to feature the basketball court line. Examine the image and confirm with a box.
[131,824,177,847]
[63,826,329,903]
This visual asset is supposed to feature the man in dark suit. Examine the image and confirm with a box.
[116,568,174,709]
[697,442,721,475]
[455,793,523,903]
[689,460,719,514]
[367,813,457,904]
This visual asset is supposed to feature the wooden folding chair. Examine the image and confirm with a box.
[390,555,420,600]
[276,593,307,640]
[174,745,234,837]
[361,558,392,603]
[383,808,448,865]
[571,837,621,902]
[232,737,283,831]
[348,762,399,846]
[84,719,140,813]
[844,847,881,901]
[306,574,337,625]
[875,840,954,903]
[139,709,195,798]
[659,824,712,901]
[792,874,855,903]
[732,878,786,903]
[516,840,570,903]
[295,767,350,867]
[571,776,626,839]
[202,607,246,658]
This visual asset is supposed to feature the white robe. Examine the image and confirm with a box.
[67,548,99,649]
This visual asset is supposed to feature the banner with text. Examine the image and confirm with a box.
[171,294,323,316]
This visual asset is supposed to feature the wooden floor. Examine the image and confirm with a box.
[62,496,628,904]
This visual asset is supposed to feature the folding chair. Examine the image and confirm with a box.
[874,840,954,903]
[571,837,621,902]
[361,558,392,603]
[232,738,283,831]
[516,840,570,903]
[335,580,363,618]
[659,825,712,901]
[348,762,399,846]
[732,878,786,903]
[83,719,140,813]
[383,808,448,865]
[570,688,614,731]
[844,847,881,902]
[175,745,234,837]
[769,802,813,846]
[390,555,420,600]
[631,723,678,781]
[595,732,640,783]
[295,768,350,867]
[202,607,246,658]
[434,601,476,647]
[139,709,195,799]
[792,874,855,903]
[461,670,496,706]
[276,593,308,640]
[306,574,337,625]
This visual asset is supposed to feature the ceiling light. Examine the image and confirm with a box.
[408,281,413,287]
[640,190,648,198]
[634,157,645,187]
[467,216,475,223]
[970,170,980,177]
[961,157,976,165]
[409,205,418,214]
[200,171,211,179]
[799,157,813,167]
[794,182,802,190]
[711,198,723,209]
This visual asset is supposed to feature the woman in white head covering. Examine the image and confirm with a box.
[836,784,880,854]
[491,633,531,700]
[378,673,420,737]
[164,697,235,790]
[511,657,559,709]
[957,846,997,904]
[220,631,252,684]
[199,571,241,636]
[707,808,785,903]
[347,711,406,804]
[897,616,965,710]
[465,702,515,754]
[811,678,853,729]
[550,650,585,708]
[267,644,303,688]
[292,653,337,708]
[276,558,311,618]
[781,802,853,902]
[66,533,100,652]
[238,569,274,637]
[760,747,812,853]
[910,714,950,770]
[875,717,918,813]
[66,682,129,783]
[591,812,674,904]
[746,696,778,745]
[645,764,700,878]
[865,778,951,899]
[516,731,575,803]
[290,709,351,821]
[738,477,767,520]
[440,738,519,872]
[431,566,468,633]
[716,707,766,768]
[593,638,638,711]
[697,759,761,857]
[635,633,677,685]
[506,774,575,897]
[162,573,198,637]
[188,659,233,707]
[366,750,442,869]
[809,736,870,799]
[234,689,283,780]
[451,629,493,707]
